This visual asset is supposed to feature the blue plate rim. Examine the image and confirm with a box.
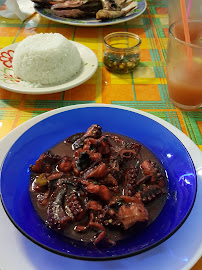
[0,104,198,261]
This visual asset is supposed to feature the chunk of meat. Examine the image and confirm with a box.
[102,173,118,186]
[64,192,86,221]
[73,124,102,149]
[85,162,108,179]
[51,0,88,9]
[83,124,102,139]
[47,185,71,230]
[32,0,62,7]
[118,202,149,230]
[47,171,63,181]
[141,160,165,186]
[52,8,86,18]
[141,160,156,175]
[86,183,112,201]
[96,0,137,20]
[30,151,60,173]
[87,200,103,211]
[51,0,102,15]
[97,136,111,154]
[58,156,72,172]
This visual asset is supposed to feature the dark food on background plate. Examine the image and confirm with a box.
[29,124,168,246]
[32,0,138,21]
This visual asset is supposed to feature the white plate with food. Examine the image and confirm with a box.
[33,0,147,27]
[0,34,98,95]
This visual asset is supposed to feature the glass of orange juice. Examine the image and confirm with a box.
[166,20,202,110]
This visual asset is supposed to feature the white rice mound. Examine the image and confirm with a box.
[12,33,82,86]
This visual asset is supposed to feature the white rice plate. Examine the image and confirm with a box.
[12,33,82,86]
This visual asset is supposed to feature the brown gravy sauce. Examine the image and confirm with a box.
[29,130,168,246]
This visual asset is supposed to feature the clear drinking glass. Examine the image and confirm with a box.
[103,32,141,74]
[168,0,202,25]
[166,20,202,110]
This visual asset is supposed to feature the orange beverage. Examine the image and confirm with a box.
[167,60,202,109]
[166,20,202,110]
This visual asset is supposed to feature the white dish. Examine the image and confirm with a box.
[34,0,147,27]
[0,104,201,270]
[0,41,98,95]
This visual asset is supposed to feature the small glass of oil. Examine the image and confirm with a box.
[103,32,141,73]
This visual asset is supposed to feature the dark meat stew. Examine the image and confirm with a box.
[29,124,168,246]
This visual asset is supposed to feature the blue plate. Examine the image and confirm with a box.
[34,0,147,27]
[0,106,197,260]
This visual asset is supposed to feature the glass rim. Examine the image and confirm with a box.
[103,32,142,52]
[169,19,202,49]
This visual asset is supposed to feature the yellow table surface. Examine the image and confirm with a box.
[0,0,201,268]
